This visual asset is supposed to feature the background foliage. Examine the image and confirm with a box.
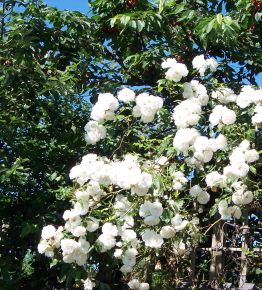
[0,0,261,289]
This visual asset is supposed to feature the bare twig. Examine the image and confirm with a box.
[204,218,222,235]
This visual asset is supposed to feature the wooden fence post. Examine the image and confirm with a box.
[239,211,249,289]
[190,246,196,287]
[209,220,225,288]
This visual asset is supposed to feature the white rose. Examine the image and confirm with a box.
[118,88,136,103]
[102,223,118,236]
[41,225,56,240]
[160,226,175,239]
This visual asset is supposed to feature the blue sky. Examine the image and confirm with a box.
[44,0,89,13]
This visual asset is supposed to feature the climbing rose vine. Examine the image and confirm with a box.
[38,55,261,289]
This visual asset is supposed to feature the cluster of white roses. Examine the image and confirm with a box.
[209,105,236,126]
[211,87,237,104]
[84,88,163,144]
[172,171,188,190]
[218,200,242,220]
[183,80,209,105]
[133,93,163,123]
[38,149,201,287]
[165,57,260,223]
[225,140,259,178]
[139,201,163,226]
[173,129,227,166]
[38,153,154,275]
[96,223,118,252]
[38,55,261,290]
[173,80,210,128]
[161,58,189,82]
[205,139,259,187]
[38,225,63,258]
[192,54,218,76]
[173,99,202,128]
[96,219,139,274]
[69,154,152,195]
[85,93,119,144]
[61,238,91,266]
[212,85,262,127]
[204,139,259,220]
[232,181,254,206]
[189,185,210,205]
[128,279,149,290]
[236,85,261,109]
[236,86,262,127]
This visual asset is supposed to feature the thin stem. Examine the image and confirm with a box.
[204,218,222,235]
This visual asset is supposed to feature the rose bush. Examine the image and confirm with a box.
[38,55,261,289]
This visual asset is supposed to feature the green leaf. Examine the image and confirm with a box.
[50,259,59,268]
[110,17,117,27]
[224,16,233,25]
[158,86,164,93]
[130,20,137,29]
[22,250,35,277]
[255,12,262,22]
[209,205,218,217]
[120,15,131,26]
[174,3,185,14]
[20,223,38,238]
[216,13,223,25]
[159,0,165,13]
[137,20,145,32]
[206,18,216,34]
[250,166,257,175]
[50,172,57,181]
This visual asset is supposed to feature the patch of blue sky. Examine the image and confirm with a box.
[43,0,89,13]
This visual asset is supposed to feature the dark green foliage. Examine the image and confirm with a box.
[0,1,91,288]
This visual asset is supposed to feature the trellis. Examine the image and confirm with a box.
[181,209,262,290]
